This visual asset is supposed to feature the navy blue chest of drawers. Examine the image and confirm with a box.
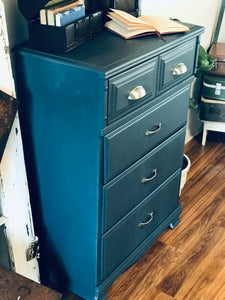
[13,24,203,300]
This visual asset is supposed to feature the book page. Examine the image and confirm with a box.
[107,14,155,31]
[105,20,155,39]
[138,15,189,33]
[48,0,83,14]
[45,0,84,7]
[110,9,145,25]
[45,0,65,7]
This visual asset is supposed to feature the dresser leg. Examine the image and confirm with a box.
[95,294,107,300]
[169,217,180,229]
[94,286,108,300]
[201,126,208,146]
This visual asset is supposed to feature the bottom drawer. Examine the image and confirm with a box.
[101,171,181,279]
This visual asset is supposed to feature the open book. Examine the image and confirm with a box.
[104,9,190,39]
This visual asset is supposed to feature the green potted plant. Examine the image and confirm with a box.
[189,45,216,109]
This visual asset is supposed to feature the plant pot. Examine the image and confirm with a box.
[180,154,191,194]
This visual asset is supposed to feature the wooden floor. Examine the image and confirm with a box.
[63,131,225,300]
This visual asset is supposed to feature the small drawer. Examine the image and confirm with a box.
[108,58,158,122]
[104,85,190,182]
[158,39,196,91]
[101,171,181,279]
[102,127,185,232]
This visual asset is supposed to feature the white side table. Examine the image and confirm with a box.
[201,120,225,145]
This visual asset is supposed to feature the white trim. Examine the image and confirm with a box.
[0,114,40,282]
[203,82,225,89]
[201,96,225,104]
[203,81,225,96]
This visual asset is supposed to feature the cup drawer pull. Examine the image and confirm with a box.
[145,123,161,136]
[128,85,146,100]
[139,212,154,227]
[172,63,187,75]
[141,169,157,183]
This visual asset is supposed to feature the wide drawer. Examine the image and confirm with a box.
[104,85,190,182]
[108,58,158,122]
[102,126,185,232]
[101,171,181,279]
[158,39,196,92]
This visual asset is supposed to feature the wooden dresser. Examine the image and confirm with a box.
[13,24,203,300]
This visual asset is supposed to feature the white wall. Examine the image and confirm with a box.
[141,0,224,48]
[0,0,28,95]
[3,0,28,49]
[0,1,15,96]
[141,0,225,142]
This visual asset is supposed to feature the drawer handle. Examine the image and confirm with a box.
[139,212,154,227]
[172,63,187,75]
[145,123,161,136]
[128,86,146,100]
[141,169,157,183]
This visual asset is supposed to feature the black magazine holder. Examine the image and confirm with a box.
[18,0,103,53]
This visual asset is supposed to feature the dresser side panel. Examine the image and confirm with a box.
[14,50,105,299]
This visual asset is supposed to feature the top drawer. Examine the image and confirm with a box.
[158,39,196,92]
[107,58,158,122]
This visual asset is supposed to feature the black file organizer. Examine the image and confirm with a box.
[18,0,103,54]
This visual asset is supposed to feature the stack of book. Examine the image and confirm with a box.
[40,0,85,27]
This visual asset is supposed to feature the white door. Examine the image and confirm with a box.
[0,0,40,282]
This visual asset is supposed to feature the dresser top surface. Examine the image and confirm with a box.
[17,23,204,77]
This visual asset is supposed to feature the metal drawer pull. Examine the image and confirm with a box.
[128,85,146,100]
[139,212,154,227]
[172,63,187,75]
[145,123,161,136]
[141,169,157,183]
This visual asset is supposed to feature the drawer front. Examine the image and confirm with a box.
[102,127,185,232]
[108,58,158,122]
[104,85,190,182]
[158,39,196,91]
[101,171,181,279]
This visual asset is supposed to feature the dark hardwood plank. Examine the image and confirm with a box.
[107,241,180,300]
[175,227,225,299]
[157,224,224,297]
[204,268,225,300]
